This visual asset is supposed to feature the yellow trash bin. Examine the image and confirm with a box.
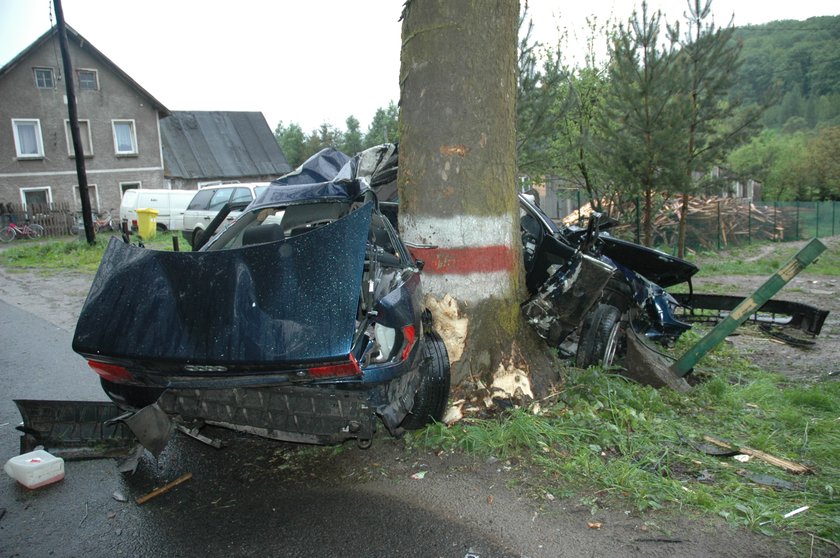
[136,208,159,240]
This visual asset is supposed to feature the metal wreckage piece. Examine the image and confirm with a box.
[522,253,616,346]
[14,399,138,459]
[671,293,829,340]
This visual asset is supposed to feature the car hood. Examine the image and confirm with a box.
[73,204,372,368]
[599,236,698,287]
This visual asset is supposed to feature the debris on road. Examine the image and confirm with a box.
[3,449,64,489]
[135,472,193,505]
[702,435,814,474]
[736,470,800,491]
[13,400,138,459]
[782,506,810,519]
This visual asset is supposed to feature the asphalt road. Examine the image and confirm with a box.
[0,300,519,558]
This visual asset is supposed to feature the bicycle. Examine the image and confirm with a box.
[70,211,114,235]
[0,221,45,242]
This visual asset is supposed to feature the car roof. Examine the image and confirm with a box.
[198,182,270,191]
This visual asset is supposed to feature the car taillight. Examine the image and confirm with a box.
[88,360,135,382]
[400,325,416,361]
[308,354,362,378]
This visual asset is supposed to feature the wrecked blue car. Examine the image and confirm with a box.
[72,145,449,450]
[518,193,697,368]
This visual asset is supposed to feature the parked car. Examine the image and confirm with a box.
[73,145,449,451]
[119,188,196,232]
[182,182,269,247]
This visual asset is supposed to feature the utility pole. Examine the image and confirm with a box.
[54,0,95,244]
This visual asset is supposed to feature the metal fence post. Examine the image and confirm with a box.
[816,201,820,238]
[717,200,722,250]
[795,201,800,240]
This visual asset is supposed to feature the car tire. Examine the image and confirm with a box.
[602,274,634,313]
[576,303,623,368]
[100,379,164,411]
[401,332,451,430]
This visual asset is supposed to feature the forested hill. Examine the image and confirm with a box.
[732,15,840,129]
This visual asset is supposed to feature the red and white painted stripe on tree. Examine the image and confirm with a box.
[401,214,518,303]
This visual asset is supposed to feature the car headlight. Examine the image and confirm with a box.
[374,323,397,362]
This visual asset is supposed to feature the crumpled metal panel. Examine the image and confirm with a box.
[599,236,698,288]
[73,204,373,367]
[14,399,137,459]
[269,147,351,186]
[158,386,375,445]
[522,254,616,345]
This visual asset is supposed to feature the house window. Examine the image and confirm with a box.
[12,119,45,158]
[120,182,141,196]
[74,184,99,211]
[20,187,52,211]
[34,67,55,89]
[77,69,98,91]
[64,120,93,157]
[112,120,138,155]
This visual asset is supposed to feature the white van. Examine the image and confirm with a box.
[119,189,197,232]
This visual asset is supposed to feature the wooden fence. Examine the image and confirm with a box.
[0,201,76,237]
[550,193,840,252]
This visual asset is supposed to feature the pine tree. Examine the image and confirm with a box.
[599,2,687,246]
[274,121,306,168]
[672,0,762,256]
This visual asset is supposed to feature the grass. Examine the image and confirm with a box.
[407,333,840,547]
[405,237,839,547]
[0,231,184,274]
[684,237,840,277]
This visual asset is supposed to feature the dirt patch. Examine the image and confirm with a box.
[689,238,840,382]
[0,267,93,332]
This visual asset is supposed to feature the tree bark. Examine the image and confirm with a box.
[398,0,555,400]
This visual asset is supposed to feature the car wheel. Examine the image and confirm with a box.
[100,379,164,411]
[192,228,203,248]
[576,303,623,368]
[401,332,451,430]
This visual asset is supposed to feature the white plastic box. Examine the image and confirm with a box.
[4,449,65,489]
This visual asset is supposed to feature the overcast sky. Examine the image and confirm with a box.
[1,1,836,133]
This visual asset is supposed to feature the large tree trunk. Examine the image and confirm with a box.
[398,0,554,401]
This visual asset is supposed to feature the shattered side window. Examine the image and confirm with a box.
[207,202,354,250]
[368,213,408,266]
